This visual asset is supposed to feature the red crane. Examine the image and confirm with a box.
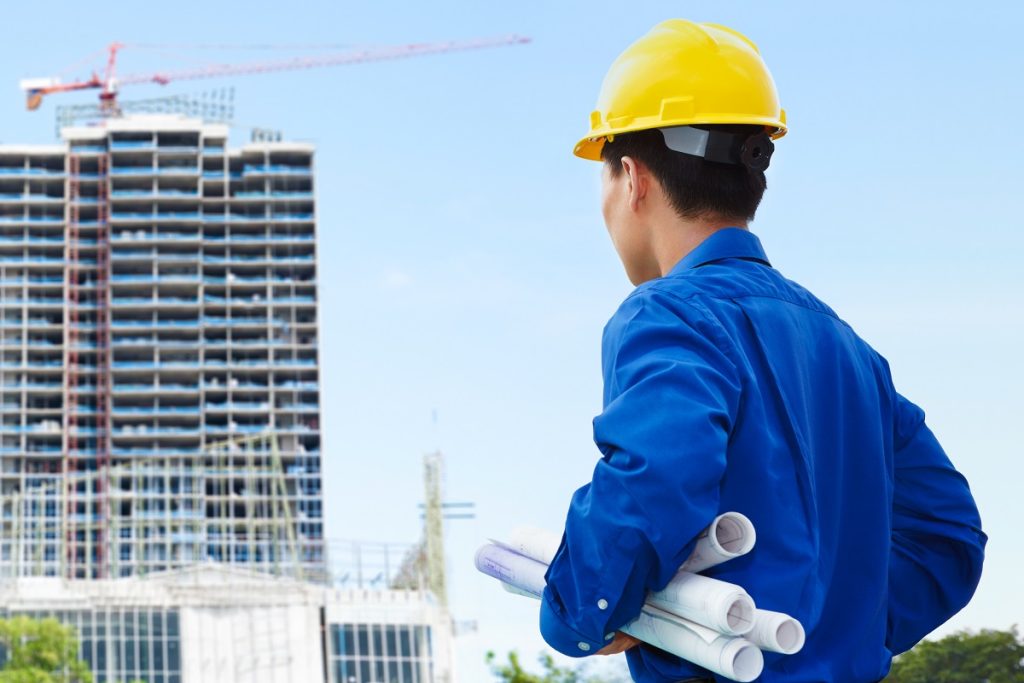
[20,35,531,111]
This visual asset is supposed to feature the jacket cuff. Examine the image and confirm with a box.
[539,589,611,658]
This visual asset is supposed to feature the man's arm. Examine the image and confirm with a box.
[539,290,741,660]
[886,392,986,655]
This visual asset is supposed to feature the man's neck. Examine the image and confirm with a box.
[652,215,747,277]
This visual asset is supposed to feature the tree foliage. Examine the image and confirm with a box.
[486,650,626,683]
[0,616,92,683]
[886,627,1024,683]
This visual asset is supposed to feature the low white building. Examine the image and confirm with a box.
[0,564,455,683]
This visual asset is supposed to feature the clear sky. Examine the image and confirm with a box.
[2,1,1022,680]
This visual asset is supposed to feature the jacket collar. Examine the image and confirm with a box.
[668,227,771,276]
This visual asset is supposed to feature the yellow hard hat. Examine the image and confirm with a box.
[574,19,787,161]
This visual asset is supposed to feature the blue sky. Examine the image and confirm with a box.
[3,1,1022,679]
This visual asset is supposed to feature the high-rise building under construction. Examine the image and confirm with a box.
[0,114,324,582]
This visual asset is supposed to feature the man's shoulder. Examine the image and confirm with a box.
[602,280,724,351]
[658,261,845,323]
[606,261,858,343]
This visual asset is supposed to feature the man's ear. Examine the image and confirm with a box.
[620,156,647,212]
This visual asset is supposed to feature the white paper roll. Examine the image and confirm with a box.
[474,544,548,598]
[623,606,764,683]
[647,571,755,636]
[746,609,805,655]
[679,512,757,574]
[506,526,562,565]
[502,582,541,600]
[479,553,763,682]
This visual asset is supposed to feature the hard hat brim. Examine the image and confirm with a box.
[574,118,787,162]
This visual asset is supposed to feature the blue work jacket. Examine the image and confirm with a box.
[540,228,986,682]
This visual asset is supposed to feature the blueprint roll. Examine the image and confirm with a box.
[623,606,763,683]
[746,609,805,655]
[502,582,541,600]
[509,512,754,575]
[647,572,755,636]
[678,512,757,574]
[474,543,548,598]
[507,526,562,565]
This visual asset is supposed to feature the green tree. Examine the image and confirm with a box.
[486,650,626,683]
[886,627,1024,683]
[0,616,92,683]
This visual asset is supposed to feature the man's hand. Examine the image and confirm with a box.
[596,632,641,656]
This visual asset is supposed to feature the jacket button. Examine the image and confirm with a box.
[597,598,609,610]
[578,642,591,652]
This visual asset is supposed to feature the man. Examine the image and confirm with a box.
[539,19,986,682]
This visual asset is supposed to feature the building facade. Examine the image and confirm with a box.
[0,115,324,581]
[0,565,454,683]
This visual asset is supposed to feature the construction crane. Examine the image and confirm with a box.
[19,35,531,112]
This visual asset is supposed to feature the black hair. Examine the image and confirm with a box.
[600,125,768,223]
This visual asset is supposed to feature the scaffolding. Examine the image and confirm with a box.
[1,119,326,583]
[204,431,303,580]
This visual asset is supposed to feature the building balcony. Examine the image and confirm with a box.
[0,168,65,177]
[242,165,311,176]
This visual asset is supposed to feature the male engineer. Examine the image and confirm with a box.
[539,19,986,682]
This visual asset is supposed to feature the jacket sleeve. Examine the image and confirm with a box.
[539,290,741,660]
[886,392,986,655]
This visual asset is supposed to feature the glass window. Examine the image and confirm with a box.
[138,610,150,638]
[167,640,181,670]
[356,624,369,656]
[153,611,164,638]
[385,625,397,659]
[167,611,180,637]
[340,657,358,683]
[399,626,412,658]
[413,626,423,658]
[330,625,343,656]
[343,624,355,656]
[123,613,135,638]
[401,661,415,683]
[372,624,384,658]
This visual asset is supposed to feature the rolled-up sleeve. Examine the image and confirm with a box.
[885,392,986,654]
[540,288,741,661]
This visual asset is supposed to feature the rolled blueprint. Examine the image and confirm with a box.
[502,582,541,600]
[678,512,757,574]
[475,543,547,598]
[506,526,562,565]
[647,571,755,636]
[477,544,762,681]
[746,609,805,655]
[507,512,754,575]
[623,605,764,683]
